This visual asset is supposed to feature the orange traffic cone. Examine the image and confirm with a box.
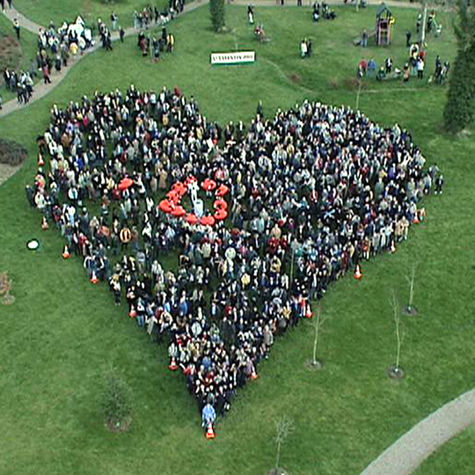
[354,264,363,280]
[90,270,99,284]
[38,154,45,167]
[168,357,179,371]
[41,216,49,230]
[129,305,137,318]
[205,423,216,440]
[62,244,71,259]
[251,370,259,380]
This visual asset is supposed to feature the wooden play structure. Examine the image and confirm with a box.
[376,3,394,46]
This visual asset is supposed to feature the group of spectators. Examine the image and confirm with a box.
[28,85,441,429]
[357,50,450,85]
[2,68,34,104]
[133,0,184,30]
[138,26,175,60]
[312,2,338,22]
[0,17,95,105]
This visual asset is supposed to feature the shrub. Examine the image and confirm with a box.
[0,138,28,166]
[102,372,132,431]
[210,0,226,32]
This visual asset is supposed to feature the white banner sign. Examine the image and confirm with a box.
[211,51,256,65]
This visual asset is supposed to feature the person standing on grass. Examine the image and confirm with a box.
[8,0,12,8]
[0,92,3,110]
[416,57,424,79]
[13,18,20,40]
[361,29,368,47]
[1,0,4,12]
[120,26,125,43]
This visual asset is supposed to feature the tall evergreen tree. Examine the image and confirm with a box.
[443,1,475,133]
[210,0,226,32]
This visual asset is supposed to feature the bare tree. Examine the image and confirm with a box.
[273,416,294,474]
[310,303,327,369]
[388,290,405,379]
[404,264,418,315]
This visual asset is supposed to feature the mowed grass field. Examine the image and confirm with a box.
[0,4,474,474]
[416,424,475,475]
[13,0,167,29]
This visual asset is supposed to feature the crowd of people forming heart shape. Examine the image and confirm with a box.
[28,85,439,432]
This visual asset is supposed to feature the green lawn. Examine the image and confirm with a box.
[416,425,475,475]
[13,0,168,29]
[0,5,473,475]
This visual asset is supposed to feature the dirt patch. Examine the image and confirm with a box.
[305,359,324,371]
[329,77,368,91]
[387,366,405,380]
[289,73,301,84]
[106,417,132,433]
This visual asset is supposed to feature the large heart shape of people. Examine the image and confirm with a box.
[29,86,432,435]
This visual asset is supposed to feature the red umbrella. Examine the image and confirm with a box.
[118,177,134,191]
[202,178,217,191]
[214,209,228,221]
[185,175,198,185]
[159,200,174,213]
[216,184,230,197]
[200,215,216,227]
[171,206,186,217]
[186,213,199,225]
[167,189,181,204]
[214,199,228,211]
[173,182,188,196]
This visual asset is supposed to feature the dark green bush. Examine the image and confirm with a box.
[0,138,28,166]
[102,372,132,430]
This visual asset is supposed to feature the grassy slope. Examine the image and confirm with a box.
[0,5,473,475]
[13,0,168,29]
[0,13,39,102]
[416,424,475,475]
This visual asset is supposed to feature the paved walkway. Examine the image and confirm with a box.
[0,0,209,119]
[0,0,426,119]
[0,4,472,472]
[362,388,475,475]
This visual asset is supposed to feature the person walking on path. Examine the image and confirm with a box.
[120,26,125,43]
[7,0,12,8]
[13,18,20,40]
[42,63,51,84]
[111,11,118,31]
[1,0,5,12]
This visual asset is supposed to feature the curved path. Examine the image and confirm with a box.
[0,3,472,473]
[0,0,209,119]
[0,0,424,119]
[361,388,475,475]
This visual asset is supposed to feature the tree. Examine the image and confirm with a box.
[388,290,405,379]
[271,416,294,475]
[210,0,226,32]
[403,264,419,316]
[308,303,327,369]
[443,1,475,133]
[102,370,133,431]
